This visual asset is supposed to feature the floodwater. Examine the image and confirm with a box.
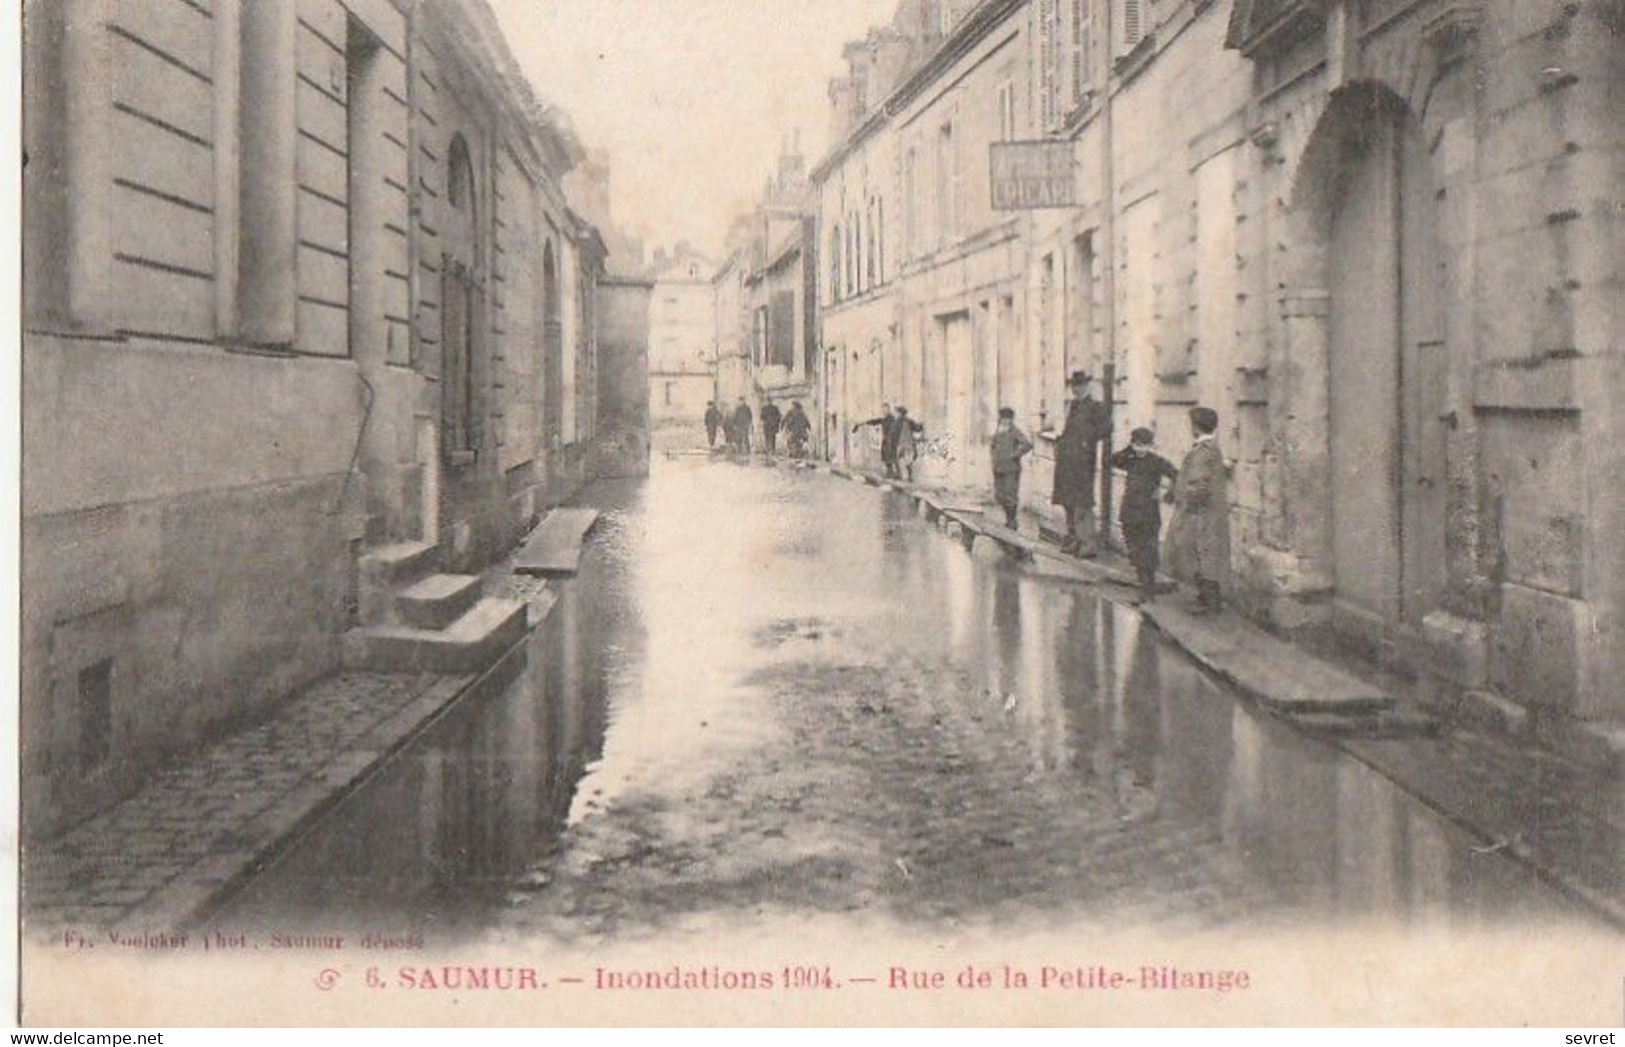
[215,455,1600,942]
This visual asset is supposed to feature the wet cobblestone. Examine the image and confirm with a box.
[500,626,1281,945]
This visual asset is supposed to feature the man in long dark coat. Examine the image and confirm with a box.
[782,401,812,458]
[731,397,754,455]
[852,402,898,477]
[1165,406,1232,614]
[1051,370,1112,557]
[760,399,783,457]
[703,401,723,448]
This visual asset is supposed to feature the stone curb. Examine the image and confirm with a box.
[113,594,568,933]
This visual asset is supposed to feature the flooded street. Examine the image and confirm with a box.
[217,456,1591,943]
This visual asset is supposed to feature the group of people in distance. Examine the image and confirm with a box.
[701,371,1231,614]
[704,397,813,459]
[987,369,1231,613]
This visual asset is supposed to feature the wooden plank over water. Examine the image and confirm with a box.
[1143,603,1394,714]
[514,508,601,577]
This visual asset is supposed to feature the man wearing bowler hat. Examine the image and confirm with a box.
[1051,370,1112,557]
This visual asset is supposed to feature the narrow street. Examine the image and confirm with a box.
[215,454,1593,945]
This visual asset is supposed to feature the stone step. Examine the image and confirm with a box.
[359,540,439,587]
[394,573,483,631]
[342,596,528,674]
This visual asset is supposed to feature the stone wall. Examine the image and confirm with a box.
[20,0,605,835]
[594,279,654,478]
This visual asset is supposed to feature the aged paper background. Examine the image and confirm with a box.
[11,0,1624,1028]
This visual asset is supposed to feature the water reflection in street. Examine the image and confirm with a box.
[217,457,1595,940]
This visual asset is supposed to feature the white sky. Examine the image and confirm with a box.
[488,0,896,259]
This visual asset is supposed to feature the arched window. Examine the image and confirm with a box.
[447,133,474,213]
[441,132,479,455]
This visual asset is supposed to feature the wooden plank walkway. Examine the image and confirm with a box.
[1142,602,1393,714]
[514,508,601,577]
[819,461,1394,718]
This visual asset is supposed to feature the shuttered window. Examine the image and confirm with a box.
[1072,0,1094,102]
[866,197,878,288]
[1120,0,1144,53]
[996,79,1017,141]
[769,291,796,368]
[830,223,842,302]
[1038,0,1061,128]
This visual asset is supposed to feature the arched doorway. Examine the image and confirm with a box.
[443,133,480,457]
[1293,84,1449,624]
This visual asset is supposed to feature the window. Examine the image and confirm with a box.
[876,197,886,283]
[866,197,877,289]
[850,210,861,293]
[769,291,796,368]
[935,121,957,246]
[851,216,864,299]
[830,223,843,302]
[1118,0,1145,54]
[854,208,865,294]
[447,134,474,211]
[754,305,769,366]
[996,79,1018,142]
[1072,0,1095,103]
[664,381,675,406]
[902,147,919,259]
[1039,0,1063,128]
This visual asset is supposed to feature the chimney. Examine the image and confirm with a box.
[828,76,861,140]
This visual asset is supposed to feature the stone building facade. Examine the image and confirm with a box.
[714,141,823,450]
[810,0,1625,744]
[21,0,619,834]
[646,250,719,431]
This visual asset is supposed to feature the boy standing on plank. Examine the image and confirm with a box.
[990,407,1035,530]
[1109,426,1179,605]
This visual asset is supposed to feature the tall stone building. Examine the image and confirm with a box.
[646,247,719,432]
[712,139,821,448]
[811,0,1625,752]
[20,0,625,833]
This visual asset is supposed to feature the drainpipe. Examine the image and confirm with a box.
[1096,0,1118,546]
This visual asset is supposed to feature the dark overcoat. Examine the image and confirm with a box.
[1051,397,1111,508]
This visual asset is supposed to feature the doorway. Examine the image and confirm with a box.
[1320,88,1448,623]
[939,311,975,486]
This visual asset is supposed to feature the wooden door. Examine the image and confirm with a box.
[1398,119,1448,621]
[1329,117,1402,620]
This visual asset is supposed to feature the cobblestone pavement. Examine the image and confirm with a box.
[500,635,1284,945]
[24,671,467,931]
